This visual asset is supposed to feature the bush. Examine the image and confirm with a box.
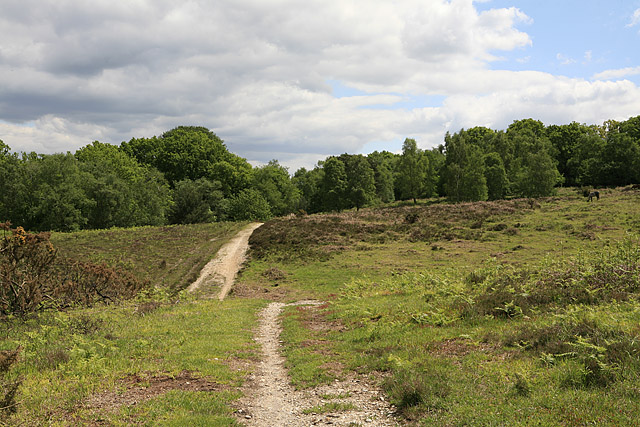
[465,234,640,319]
[0,223,57,315]
[502,316,636,388]
[0,346,22,419]
[1,222,148,316]
[227,189,272,221]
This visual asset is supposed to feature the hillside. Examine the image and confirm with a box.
[1,186,639,425]
[240,186,640,425]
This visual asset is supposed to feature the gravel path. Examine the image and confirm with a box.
[186,222,263,300]
[186,223,399,425]
[240,301,399,427]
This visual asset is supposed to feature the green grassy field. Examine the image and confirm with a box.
[2,187,640,425]
[1,222,263,426]
[51,221,247,292]
[242,186,640,425]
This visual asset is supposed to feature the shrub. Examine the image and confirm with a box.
[1,222,148,316]
[503,316,636,388]
[0,222,57,315]
[0,346,22,419]
[466,234,640,319]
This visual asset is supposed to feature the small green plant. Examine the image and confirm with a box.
[302,402,356,414]
[494,300,524,319]
[383,364,450,416]
[512,372,532,396]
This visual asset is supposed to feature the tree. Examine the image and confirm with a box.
[76,141,171,228]
[443,132,487,202]
[0,141,21,223]
[18,153,95,231]
[513,151,562,198]
[424,148,444,197]
[546,122,596,186]
[321,157,348,211]
[292,166,324,213]
[227,188,271,221]
[169,178,224,224]
[396,138,429,204]
[367,151,395,203]
[120,126,253,195]
[599,131,640,186]
[484,152,508,200]
[506,119,561,197]
[342,154,376,210]
[252,160,301,216]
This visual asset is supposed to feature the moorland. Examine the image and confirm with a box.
[1,186,639,425]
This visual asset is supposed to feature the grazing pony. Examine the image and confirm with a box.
[587,190,600,202]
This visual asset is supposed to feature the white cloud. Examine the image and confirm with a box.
[556,53,576,66]
[0,0,639,170]
[627,8,640,27]
[592,66,640,81]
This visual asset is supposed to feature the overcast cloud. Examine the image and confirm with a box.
[1,0,639,170]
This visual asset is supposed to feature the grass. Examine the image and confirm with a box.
[1,221,262,426]
[3,187,640,425]
[242,186,640,425]
[51,221,247,292]
[301,401,357,414]
[0,295,264,425]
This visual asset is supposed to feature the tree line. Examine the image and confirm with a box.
[1,117,639,232]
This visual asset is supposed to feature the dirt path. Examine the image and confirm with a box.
[186,222,263,300]
[186,222,398,425]
[240,301,399,427]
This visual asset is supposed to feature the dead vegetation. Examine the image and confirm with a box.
[81,371,222,418]
[249,198,540,261]
[1,221,148,317]
[0,346,21,419]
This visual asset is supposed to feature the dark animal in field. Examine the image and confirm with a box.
[587,190,600,202]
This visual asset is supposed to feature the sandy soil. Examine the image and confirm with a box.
[188,222,399,425]
[239,301,399,427]
[187,222,263,300]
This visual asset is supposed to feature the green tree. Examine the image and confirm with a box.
[546,122,596,186]
[342,154,376,210]
[507,119,561,197]
[0,141,21,223]
[321,157,348,211]
[367,151,395,203]
[443,132,487,202]
[76,141,171,228]
[424,148,444,197]
[396,138,429,204]
[513,151,561,197]
[292,166,324,213]
[252,160,301,216]
[121,126,253,196]
[227,188,271,221]
[18,153,95,231]
[169,178,224,224]
[484,152,508,200]
[599,131,640,186]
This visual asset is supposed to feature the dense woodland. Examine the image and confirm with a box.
[1,116,639,232]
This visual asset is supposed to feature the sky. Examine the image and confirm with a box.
[1,0,640,171]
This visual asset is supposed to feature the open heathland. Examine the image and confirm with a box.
[1,186,640,425]
[241,186,640,425]
[0,222,261,426]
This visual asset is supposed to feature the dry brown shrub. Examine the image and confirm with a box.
[1,222,148,316]
[0,346,22,418]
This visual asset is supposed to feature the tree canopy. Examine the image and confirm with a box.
[1,116,639,232]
